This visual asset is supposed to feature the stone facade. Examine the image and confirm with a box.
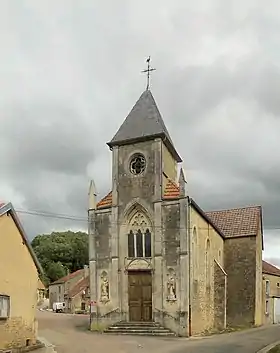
[88,89,264,336]
[49,266,89,310]
[262,260,280,324]
[0,202,43,350]
[66,276,90,313]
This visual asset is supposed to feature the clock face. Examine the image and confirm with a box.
[129,154,146,175]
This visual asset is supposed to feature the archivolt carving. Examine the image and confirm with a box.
[121,200,153,224]
[126,258,152,271]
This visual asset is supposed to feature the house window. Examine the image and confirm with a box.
[265,299,269,315]
[58,286,61,294]
[127,229,152,258]
[277,283,280,288]
[265,280,270,296]
[0,295,10,319]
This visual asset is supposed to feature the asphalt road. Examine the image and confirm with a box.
[37,310,280,353]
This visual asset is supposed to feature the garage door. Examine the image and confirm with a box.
[274,298,280,324]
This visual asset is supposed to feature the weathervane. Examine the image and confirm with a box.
[141,56,156,90]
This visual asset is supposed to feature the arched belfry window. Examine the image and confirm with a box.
[127,211,152,258]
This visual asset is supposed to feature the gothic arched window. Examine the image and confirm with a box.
[127,212,152,258]
[205,238,211,287]
[192,227,198,280]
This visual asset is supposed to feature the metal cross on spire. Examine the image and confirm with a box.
[141,56,156,90]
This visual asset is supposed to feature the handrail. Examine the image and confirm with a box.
[100,307,120,318]
[154,307,179,321]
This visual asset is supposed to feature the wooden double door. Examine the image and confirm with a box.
[128,271,152,322]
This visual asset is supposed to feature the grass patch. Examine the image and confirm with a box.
[269,344,280,353]
[90,322,106,333]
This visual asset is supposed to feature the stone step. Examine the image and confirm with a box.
[104,331,176,336]
[103,321,176,336]
[106,327,171,333]
[111,321,161,327]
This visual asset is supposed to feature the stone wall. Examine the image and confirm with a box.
[189,205,225,335]
[90,209,113,327]
[0,317,37,349]
[117,141,157,213]
[161,201,181,334]
[224,236,256,327]
[214,260,227,330]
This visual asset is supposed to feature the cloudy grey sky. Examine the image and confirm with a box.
[0,1,280,266]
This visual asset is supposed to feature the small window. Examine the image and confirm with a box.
[265,299,269,315]
[136,230,143,257]
[277,283,280,288]
[265,280,270,295]
[129,154,146,175]
[0,295,10,319]
[144,229,151,257]
[128,230,134,257]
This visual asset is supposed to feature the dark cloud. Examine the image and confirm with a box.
[0,1,279,264]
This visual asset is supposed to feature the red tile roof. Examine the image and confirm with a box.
[50,269,84,285]
[95,177,181,208]
[163,179,180,199]
[263,260,280,277]
[205,206,261,238]
[68,276,89,298]
[96,191,112,209]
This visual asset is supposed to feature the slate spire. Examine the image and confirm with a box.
[107,90,182,162]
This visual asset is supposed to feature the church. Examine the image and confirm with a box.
[88,88,263,336]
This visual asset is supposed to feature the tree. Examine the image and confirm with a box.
[31,230,88,283]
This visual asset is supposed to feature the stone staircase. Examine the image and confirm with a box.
[103,321,176,336]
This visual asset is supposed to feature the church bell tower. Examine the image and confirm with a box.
[89,64,189,337]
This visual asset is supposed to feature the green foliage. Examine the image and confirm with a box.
[31,230,88,283]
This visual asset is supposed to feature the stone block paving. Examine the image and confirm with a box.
[36,311,280,353]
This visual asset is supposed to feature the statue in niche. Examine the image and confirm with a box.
[167,270,177,301]
[100,272,109,302]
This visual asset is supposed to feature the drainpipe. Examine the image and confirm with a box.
[187,196,192,337]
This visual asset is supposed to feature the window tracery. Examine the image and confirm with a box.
[127,211,151,258]
[129,154,146,175]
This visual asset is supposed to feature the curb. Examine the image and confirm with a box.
[257,340,280,353]
[37,337,57,353]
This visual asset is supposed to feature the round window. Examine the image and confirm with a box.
[129,154,146,175]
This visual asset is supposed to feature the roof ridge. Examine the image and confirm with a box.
[206,205,261,213]
[50,268,84,285]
